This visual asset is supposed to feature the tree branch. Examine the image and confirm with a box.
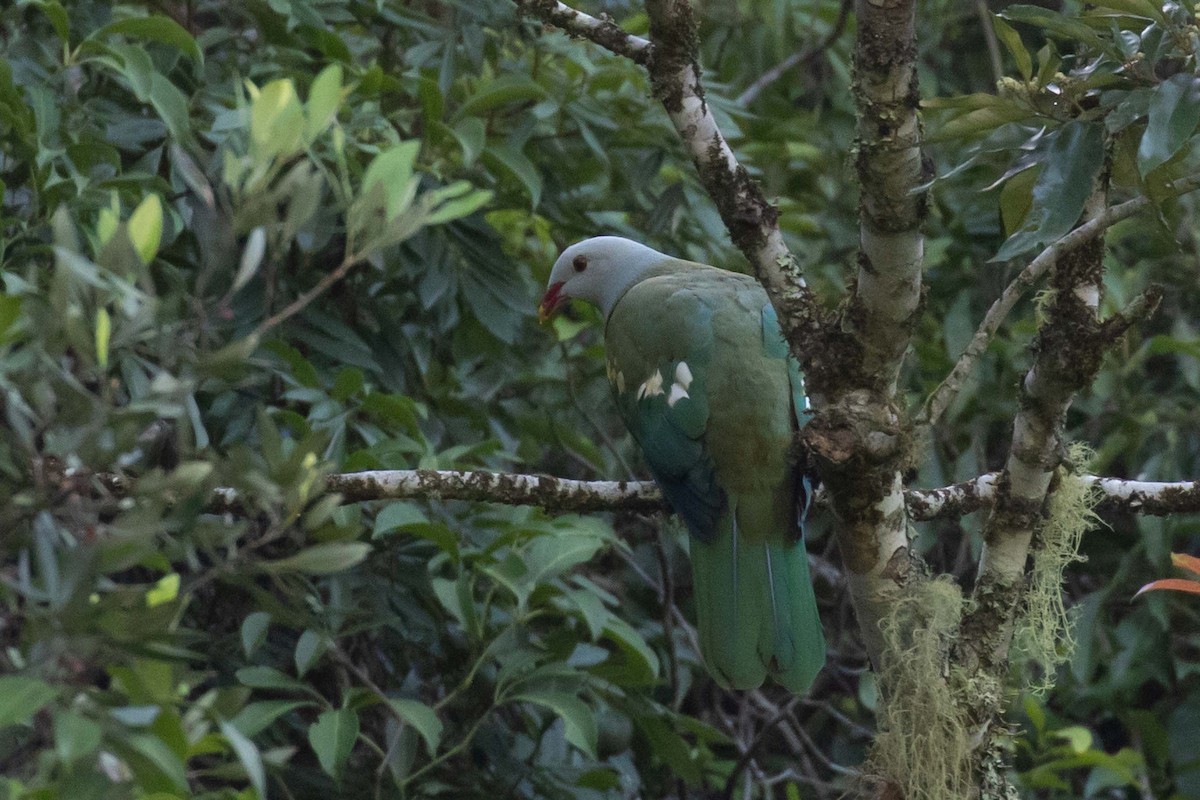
[920,172,1200,428]
[325,469,666,512]
[952,178,1120,759]
[805,0,924,671]
[513,0,652,64]
[87,466,1200,520]
[639,0,823,354]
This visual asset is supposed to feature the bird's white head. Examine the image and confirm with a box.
[539,236,668,322]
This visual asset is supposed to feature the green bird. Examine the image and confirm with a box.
[539,236,825,693]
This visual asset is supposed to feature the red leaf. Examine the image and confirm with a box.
[1135,578,1200,598]
[1170,552,1200,577]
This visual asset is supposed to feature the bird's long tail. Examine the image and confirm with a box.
[689,502,825,693]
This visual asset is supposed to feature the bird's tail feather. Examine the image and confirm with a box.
[690,503,825,693]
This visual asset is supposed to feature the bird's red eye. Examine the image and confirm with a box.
[573,255,588,272]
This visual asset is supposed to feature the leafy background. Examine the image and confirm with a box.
[1,0,1199,798]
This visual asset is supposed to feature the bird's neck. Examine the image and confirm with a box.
[598,257,688,319]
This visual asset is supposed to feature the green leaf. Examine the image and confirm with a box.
[0,676,57,727]
[294,630,325,677]
[145,573,179,608]
[483,143,542,207]
[595,615,660,686]
[512,689,597,758]
[992,16,1031,81]
[219,720,266,798]
[126,733,188,792]
[386,699,442,754]
[261,542,371,575]
[372,502,429,537]
[306,64,343,143]
[233,227,266,293]
[0,293,22,343]
[456,76,545,118]
[424,182,492,225]
[451,118,486,167]
[999,165,1039,235]
[89,16,204,64]
[1087,0,1164,22]
[308,707,359,779]
[31,1,69,42]
[1138,74,1200,176]
[235,666,313,693]
[994,121,1105,261]
[927,100,1030,142]
[241,611,271,657]
[251,79,305,159]
[95,308,111,370]
[54,710,102,764]
[1055,725,1094,754]
[231,700,314,737]
[128,194,163,264]
[361,141,422,221]
[149,73,195,147]
[1000,5,1116,55]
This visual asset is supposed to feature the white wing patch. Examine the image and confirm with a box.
[666,361,692,407]
[635,361,693,406]
[674,362,693,390]
[637,369,665,400]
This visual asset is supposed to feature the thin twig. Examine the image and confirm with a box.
[252,253,360,340]
[735,0,851,106]
[722,696,802,799]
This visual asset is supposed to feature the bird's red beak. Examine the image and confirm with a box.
[538,281,566,324]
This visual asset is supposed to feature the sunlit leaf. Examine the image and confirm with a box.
[128,194,163,265]
[94,308,111,370]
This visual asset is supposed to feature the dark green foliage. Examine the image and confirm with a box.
[1,0,1200,798]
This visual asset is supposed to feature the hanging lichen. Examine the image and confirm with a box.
[861,575,974,800]
[1012,443,1101,693]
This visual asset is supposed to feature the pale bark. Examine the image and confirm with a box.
[90,467,1200,520]
[813,0,924,669]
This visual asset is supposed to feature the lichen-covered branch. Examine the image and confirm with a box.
[639,0,824,355]
[908,472,1200,519]
[949,179,1151,796]
[326,469,667,512]
[81,465,1200,520]
[513,0,652,64]
[851,0,925,391]
[920,172,1200,428]
[805,0,925,671]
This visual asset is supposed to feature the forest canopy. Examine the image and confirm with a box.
[2,1,1200,799]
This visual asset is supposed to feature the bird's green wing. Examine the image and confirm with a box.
[605,268,724,540]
